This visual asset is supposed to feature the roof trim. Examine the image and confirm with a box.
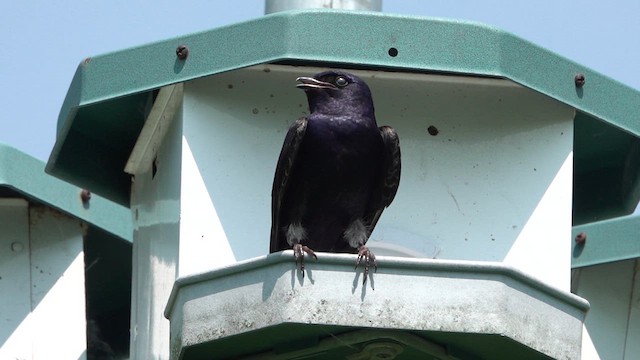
[1,143,132,242]
[46,9,640,204]
[571,214,640,268]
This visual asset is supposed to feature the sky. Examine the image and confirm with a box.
[0,0,638,161]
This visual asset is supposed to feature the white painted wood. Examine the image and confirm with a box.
[129,103,182,360]
[29,206,87,360]
[125,84,183,175]
[503,152,574,290]
[577,260,636,359]
[581,327,601,360]
[0,201,87,360]
[178,138,235,277]
[0,199,31,359]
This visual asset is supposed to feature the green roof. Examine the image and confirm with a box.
[1,143,132,241]
[572,215,640,268]
[44,9,639,253]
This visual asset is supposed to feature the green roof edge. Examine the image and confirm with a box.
[44,9,640,234]
[571,214,640,268]
[51,9,639,137]
[1,143,132,242]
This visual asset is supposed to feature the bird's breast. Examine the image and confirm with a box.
[299,116,382,185]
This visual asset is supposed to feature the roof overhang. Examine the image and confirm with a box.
[1,143,132,241]
[44,9,639,263]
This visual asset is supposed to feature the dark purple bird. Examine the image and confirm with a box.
[270,70,401,283]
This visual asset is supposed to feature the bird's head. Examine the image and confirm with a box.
[296,71,374,116]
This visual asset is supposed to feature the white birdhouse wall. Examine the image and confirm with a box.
[171,65,574,289]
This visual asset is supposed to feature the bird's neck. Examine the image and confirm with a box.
[310,102,375,120]
[310,113,378,130]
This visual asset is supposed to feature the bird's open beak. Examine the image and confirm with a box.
[296,77,337,90]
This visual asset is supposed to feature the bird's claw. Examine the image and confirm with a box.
[355,245,377,285]
[293,243,317,278]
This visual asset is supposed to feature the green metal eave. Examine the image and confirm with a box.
[571,214,640,268]
[46,9,640,208]
[0,143,132,242]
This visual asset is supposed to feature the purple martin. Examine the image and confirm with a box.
[270,70,401,283]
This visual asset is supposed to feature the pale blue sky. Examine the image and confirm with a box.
[1,0,638,160]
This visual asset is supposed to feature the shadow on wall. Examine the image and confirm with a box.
[84,226,132,360]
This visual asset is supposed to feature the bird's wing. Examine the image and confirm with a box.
[364,125,401,237]
[270,117,308,252]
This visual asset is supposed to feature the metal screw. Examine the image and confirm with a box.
[11,242,24,252]
[80,189,91,203]
[575,232,587,245]
[176,45,189,60]
[574,73,585,88]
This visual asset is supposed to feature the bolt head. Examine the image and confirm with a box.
[575,232,587,245]
[80,189,91,203]
[11,242,24,252]
[176,45,189,60]
[575,73,586,87]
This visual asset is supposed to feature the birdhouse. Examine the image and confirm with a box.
[45,9,640,360]
[0,144,132,359]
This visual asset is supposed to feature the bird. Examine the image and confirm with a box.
[270,70,401,283]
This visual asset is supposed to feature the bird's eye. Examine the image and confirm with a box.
[335,76,349,87]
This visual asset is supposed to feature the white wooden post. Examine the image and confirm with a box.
[128,87,182,359]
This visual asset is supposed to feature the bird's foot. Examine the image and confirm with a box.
[355,245,377,285]
[293,243,317,277]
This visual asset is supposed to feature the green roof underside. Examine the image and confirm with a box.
[45,9,639,264]
[1,143,132,241]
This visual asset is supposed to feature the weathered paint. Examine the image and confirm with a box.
[0,199,31,359]
[0,202,87,359]
[165,252,588,360]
